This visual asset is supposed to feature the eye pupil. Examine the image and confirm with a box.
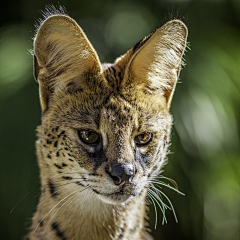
[140,134,147,141]
[78,130,100,144]
[135,133,152,146]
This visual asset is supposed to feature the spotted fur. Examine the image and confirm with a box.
[29,10,187,240]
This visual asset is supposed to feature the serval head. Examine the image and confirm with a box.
[34,12,187,207]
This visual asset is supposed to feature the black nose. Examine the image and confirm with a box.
[108,163,135,185]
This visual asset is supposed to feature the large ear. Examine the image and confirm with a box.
[34,14,104,112]
[116,20,188,109]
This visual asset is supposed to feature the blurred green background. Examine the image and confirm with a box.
[1,0,240,239]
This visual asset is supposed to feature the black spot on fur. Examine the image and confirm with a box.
[62,163,67,167]
[89,173,99,176]
[54,141,58,147]
[76,181,84,186]
[47,154,52,159]
[54,163,62,169]
[48,180,58,196]
[92,189,100,194]
[68,158,73,162]
[52,222,67,240]
[39,220,44,227]
[46,139,52,144]
[52,222,58,229]
[58,131,65,138]
[56,151,60,157]
[62,176,72,180]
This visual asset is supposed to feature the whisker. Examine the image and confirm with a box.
[147,191,158,229]
[157,188,178,223]
[148,188,167,225]
[59,191,82,218]
[44,186,89,232]
[155,176,179,190]
[32,178,85,199]
[10,173,84,213]
[150,181,185,195]
[79,186,91,209]
[150,185,178,223]
[37,180,86,207]
[10,191,34,213]
[40,172,88,188]
[34,188,80,233]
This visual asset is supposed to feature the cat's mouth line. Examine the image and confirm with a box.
[91,186,127,196]
[91,183,137,199]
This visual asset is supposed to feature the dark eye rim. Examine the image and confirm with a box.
[77,129,100,145]
[134,132,153,147]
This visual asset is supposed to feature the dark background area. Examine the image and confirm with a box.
[0,0,240,239]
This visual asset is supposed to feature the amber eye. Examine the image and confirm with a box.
[78,130,100,144]
[134,133,153,146]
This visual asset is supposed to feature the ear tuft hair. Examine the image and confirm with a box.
[34,13,104,112]
[116,19,188,109]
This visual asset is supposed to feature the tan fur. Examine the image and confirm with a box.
[30,11,187,240]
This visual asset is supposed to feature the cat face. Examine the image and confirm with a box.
[41,89,172,204]
[34,14,187,204]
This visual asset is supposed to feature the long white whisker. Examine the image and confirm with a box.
[148,188,167,225]
[10,191,33,213]
[10,174,85,213]
[157,189,178,223]
[155,176,179,189]
[44,186,89,232]
[39,173,86,192]
[37,180,85,207]
[59,186,90,218]
[79,186,92,209]
[34,188,80,233]
[151,181,185,195]
[147,191,158,229]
